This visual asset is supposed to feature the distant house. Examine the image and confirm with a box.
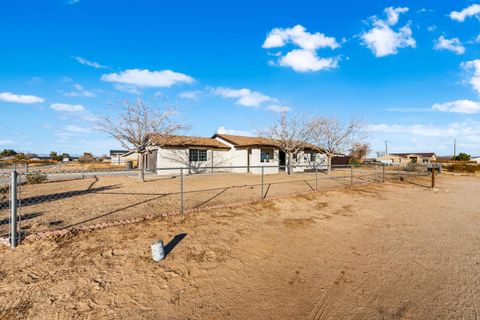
[471,157,480,164]
[141,133,326,175]
[110,150,129,165]
[377,153,437,165]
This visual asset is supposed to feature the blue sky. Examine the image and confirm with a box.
[1,0,480,156]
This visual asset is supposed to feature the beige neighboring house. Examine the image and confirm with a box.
[112,150,140,166]
[471,157,480,164]
[377,153,437,165]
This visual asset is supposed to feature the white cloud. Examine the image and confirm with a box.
[64,125,91,133]
[0,140,14,145]
[450,4,480,22]
[266,105,290,112]
[427,25,437,32]
[65,84,96,97]
[217,127,254,137]
[461,59,480,94]
[179,90,202,100]
[263,25,339,50]
[73,56,108,69]
[262,25,340,72]
[0,92,44,104]
[385,7,409,25]
[432,100,480,114]
[212,87,274,107]
[50,103,85,112]
[434,36,465,55]
[361,7,415,57]
[101,69,194,88]
[279,49,338,72]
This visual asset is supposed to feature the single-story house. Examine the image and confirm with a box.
[471,157,480,164]
[142,133,327,175]
[110,150,130,165]
[376,153,437,165]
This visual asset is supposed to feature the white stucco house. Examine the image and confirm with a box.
[141,133,327,175]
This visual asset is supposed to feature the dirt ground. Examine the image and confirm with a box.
[0,168,376,236]
[1,175,479,319]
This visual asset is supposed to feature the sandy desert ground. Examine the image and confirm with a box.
[0,168,377,236]
[0,175,479,319]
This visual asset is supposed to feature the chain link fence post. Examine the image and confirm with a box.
[375,164,378,182]
[350,165,353,187]
[10,170,18,249]
[180,168,184,213]
[315,164,318,191]
[398,164,401,181]
[260,166,264,200]
[382,164,385,183]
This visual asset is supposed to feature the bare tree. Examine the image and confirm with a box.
[349,143,371,161]
[309,116,366,174]
[98,99,187,181]
[263,112,312,174]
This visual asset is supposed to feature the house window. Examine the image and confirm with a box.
[189,149,207,162]
[311,152,316,162]
[260,149,273,163]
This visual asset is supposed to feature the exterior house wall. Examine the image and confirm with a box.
[155,147,230,175]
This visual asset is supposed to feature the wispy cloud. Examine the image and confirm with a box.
[212,87,275,107]
[217,126,254,136]
[432,100,480,114]
[0,139,14,145]
[263,25,340,72]
[101,69,194,88]
[50,103,85,112]
[461,59,480,95]
[434,36,465,55]
[64,125,91,133]
[266,105,290,112]
[179,90,202,100]
[73,56,109,69]
[64,84,96,97]
[450,4,480,22]
[0,92,44,104]
[361,7,415,57]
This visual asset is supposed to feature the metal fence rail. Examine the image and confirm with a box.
[0,163,432,248]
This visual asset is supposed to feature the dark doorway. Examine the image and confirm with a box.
[279,150,286,171]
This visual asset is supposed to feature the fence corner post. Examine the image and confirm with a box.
[10,170,18,249]
[180,168,184,213]
[350,165,353,187]
[261,166,264,200]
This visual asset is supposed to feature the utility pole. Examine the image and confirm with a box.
[453,139,457,161]
[385,140,389,155]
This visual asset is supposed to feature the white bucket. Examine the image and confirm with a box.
[151,240,165,262]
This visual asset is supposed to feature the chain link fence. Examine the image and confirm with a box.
[0,163,433,248]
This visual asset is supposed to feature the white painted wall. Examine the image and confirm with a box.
[155,147,230,175]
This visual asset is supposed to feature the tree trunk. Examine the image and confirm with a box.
[287,153,291,175]
[138,153,145,182]
[327,154,332,175]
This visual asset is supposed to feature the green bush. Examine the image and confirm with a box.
[26,172,47,184]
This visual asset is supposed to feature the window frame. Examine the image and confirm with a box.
[189,149,208,162]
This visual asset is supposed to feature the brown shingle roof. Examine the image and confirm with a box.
[150,135,230,150]
[213,133,324,152]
